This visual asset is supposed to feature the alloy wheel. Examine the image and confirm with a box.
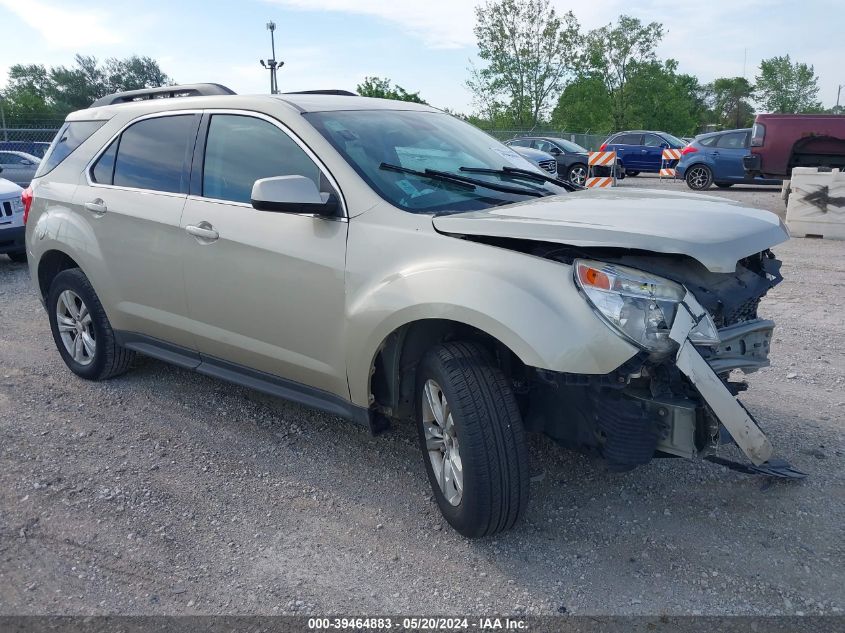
[687,166,711,189]
[421,379,463,506]
[569,165,587,186]
[56,290,96,366]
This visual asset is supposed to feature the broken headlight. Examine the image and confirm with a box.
[574,260,718,356]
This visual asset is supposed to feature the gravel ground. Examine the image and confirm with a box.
[1,178,843,616]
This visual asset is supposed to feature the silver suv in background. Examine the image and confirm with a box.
[24,84,803,538]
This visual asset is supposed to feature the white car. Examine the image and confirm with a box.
[0,177,26,262]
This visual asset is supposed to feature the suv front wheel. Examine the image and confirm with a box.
[416,341,529,537]
[47,268,135,380]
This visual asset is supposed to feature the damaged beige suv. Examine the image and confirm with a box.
[25,84,804,537]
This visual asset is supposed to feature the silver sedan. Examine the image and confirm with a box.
[0,150,40,188]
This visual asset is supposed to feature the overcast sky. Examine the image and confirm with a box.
[0,0,842,113]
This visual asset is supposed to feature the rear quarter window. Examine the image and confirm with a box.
[35,120,106,177]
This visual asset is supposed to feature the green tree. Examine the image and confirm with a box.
[468,0,581,127]
[583,15,664,130]
[710,76,755,128]
[550,75,613,133]
[1,55,172,119]
[356,76,426,103]
[755,55,822,113]
[624,60,706,135]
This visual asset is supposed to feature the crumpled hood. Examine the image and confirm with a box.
[432,187,789,273]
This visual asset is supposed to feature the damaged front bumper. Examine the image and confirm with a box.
[661,291,805,477]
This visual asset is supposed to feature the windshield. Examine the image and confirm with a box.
[305,110,569,213]
[554,139,588,153]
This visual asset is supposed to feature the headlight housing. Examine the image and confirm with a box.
[574,259,718,356]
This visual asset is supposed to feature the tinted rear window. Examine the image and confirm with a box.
[112,115,198,194]
[716,132,749,149]
[35,120,106,177]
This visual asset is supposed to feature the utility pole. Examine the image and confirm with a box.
[837,84,843,110]
[259,21,284,94]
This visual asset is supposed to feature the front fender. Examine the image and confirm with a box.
[344,208,639,407]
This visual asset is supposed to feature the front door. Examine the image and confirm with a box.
[712,131,749,181]
[180,112,349,398]
[642,134,667,172]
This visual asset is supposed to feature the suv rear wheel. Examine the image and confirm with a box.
[415,341,529,537]
[47,268,135,380]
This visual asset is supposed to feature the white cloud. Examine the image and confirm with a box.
[0,0,122,50]
[265,0,478,48]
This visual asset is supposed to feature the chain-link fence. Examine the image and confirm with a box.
[484,129,609,151]
[0,122,63,155]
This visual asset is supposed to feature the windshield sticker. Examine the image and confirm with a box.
[395,178,433,198]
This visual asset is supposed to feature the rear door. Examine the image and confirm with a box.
[75,112,200,348]
[179,112,349,398]
[612,134,644,170]
[712,131,749,181]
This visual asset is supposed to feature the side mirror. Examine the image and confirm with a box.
[250,175,340,216]
[549,147,562,156]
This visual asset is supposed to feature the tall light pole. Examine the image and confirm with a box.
[259,21,284,94]
[837,84,843,110]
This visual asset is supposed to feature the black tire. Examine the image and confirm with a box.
[715,183,733,189]
[7,252,27,263]
[47,268,135,380]
[685,164,713,190]
[626,170,640,177]
[415,341,529,538]
[566,163,587,187]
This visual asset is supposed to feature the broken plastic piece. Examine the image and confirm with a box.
[705,455,808,479]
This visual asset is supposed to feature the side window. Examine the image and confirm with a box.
[699,136,718,147]
[0,153,24,165]
[716,132,748,149]
[91,138,119,184]
[643,134,664,147]
[508,139,530,148]
[202,114,324,204]
[534,140,554,153]
[614,134,642,146]
[35,120,106,178]
[111,115,198,194]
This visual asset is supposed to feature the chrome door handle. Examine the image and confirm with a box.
[84,199,107,214]
[185,222,219,242]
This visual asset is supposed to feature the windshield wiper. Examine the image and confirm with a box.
[459,165,582,191]
[380,163,545,197]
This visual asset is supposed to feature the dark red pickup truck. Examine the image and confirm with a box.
[743,113,845,178]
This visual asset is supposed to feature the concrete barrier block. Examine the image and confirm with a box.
[785,167,845,240]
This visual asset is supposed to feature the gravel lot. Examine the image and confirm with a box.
[1,177,843,616]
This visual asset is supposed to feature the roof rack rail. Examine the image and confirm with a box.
[283,89,358,96]
[90,83,236,108]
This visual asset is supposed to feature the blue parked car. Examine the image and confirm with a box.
[676,129,782,190]
[600,130,687,176]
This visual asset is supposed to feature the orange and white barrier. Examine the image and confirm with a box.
[588,151,617,167]
[659,148,681,179]
[585,177,614,188]
[586,151,617,187]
